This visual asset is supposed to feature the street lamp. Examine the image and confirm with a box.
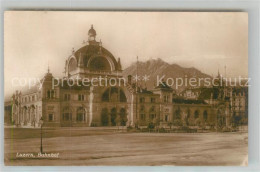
[39,117,44,153]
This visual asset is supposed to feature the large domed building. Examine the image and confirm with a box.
[66,25,122,79]
[8,25,134,127]
[6,25,245,129]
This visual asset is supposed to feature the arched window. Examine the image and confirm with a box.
[110,108,117,126]
[101,108,109,126]
[102,89,109,102]
[203,110,208,121]
[119,108,127,126]
[102,87,127,102]
[120,89,127,102]
[76,107,85,122]
[89,56,111,71]
[68,58,77,72]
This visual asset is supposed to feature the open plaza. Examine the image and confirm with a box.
[5,127,248,166]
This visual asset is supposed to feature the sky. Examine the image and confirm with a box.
[4,11,248,97]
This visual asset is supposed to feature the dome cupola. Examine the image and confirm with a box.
[88,25,96,41]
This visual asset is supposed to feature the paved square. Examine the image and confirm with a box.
[5,128,248,166]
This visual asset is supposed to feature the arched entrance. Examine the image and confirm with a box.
[100,87,128,126]
[119,108,127,126]
[101,108,109,126]
[111,108,117,126]
[101,87,127,103]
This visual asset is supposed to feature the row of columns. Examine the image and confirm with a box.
[19,106,41,127]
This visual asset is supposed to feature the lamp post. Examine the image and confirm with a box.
[39,117,44,153]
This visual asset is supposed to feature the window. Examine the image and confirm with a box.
[139,97,145,103]
[78,94,85,101]
[151,98,156,103]
[149,114,155,120]
[76,113,85,121]
[47,90,51,99]
[164,95,169,103]
[48,114,54,121]
[64,94,71,101]
[77,107,85,122]
[165,114,169,122]
[47,90,55,99]
[32,95,35,101]
[150,106,155,112]
[194,110,199,119]
[140,114,146,120]
[51,90,55,98]
[140,105,145,112]
[62,113,72,121]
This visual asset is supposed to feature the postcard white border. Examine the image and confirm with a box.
[0,0,259,171]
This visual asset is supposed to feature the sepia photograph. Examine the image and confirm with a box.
[4,11,248,166]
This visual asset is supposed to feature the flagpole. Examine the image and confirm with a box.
[135,56,138,128]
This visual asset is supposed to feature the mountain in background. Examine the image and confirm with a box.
[122,58,212,92]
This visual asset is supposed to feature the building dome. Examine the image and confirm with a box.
[66,25,122,77]
[73,44,119,72]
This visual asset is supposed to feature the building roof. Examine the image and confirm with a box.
[232,87,248,95]
[138,88,154,95]
[58,79,91,90]
[21,86,40,95]
[74,44,120,71]
[154,81,173,91]
[172,98,207,104]
[198,87,220,100]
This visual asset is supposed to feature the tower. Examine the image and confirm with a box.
[88,24,96,42]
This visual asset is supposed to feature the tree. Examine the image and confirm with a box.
[188,117,195,126]
[121,115,128,126]
[147,122,155,132]
[173,119,183,127]
[174,107,181,120]
[167,122,173,130]
[153,117,160,132]
[231,114,242,128]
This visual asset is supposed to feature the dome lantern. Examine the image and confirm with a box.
[88,24,96,42]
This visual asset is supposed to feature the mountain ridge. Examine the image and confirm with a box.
[122,58,212,91]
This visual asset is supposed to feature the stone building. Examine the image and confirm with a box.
[6,25,247,129]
